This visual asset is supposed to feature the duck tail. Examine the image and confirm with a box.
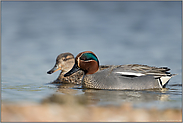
[158,74,177,88]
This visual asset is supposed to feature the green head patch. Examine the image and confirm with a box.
[80,53,99,64]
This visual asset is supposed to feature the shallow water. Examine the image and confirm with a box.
[1,1,182,109]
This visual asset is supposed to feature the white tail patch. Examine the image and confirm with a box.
[157,78,163,88]
[160,76,171,86]
[157,76,172,88]
[115,72,145,76]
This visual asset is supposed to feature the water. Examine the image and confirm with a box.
[1,1,182,109]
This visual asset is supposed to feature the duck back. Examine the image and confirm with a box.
[83,65,172,90]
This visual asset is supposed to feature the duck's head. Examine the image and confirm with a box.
[64,51,99,77]
[47,53,75,75]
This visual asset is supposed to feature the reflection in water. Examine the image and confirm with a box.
[83,89,170,106]
[56,83,81,95]
[53,83,170,107]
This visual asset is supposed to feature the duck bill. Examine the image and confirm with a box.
[47,65,61,74]
[64,64,80,77]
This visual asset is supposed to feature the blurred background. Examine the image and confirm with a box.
[1,1,182,109]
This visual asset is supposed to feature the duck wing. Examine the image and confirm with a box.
[112,64,176,88]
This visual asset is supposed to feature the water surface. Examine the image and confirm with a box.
[1,1,182,109]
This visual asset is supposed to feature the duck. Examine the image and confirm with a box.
[64,51,176,90]
[47,52,111,84]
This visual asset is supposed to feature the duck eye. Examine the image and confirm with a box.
[62,58,67,61]
[80,56,86,61]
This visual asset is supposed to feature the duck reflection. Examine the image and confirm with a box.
[82,89,170,106]
[51,82,170,106]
